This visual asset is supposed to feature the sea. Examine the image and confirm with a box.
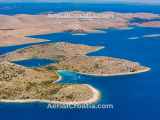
[0,3,160,120]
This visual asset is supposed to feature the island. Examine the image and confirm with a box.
[0,42,150,76]
[136,21,160,28]
[0,11,159,47]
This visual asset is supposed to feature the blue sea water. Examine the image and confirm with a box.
[0,2,160,15]
[0,3,160,120]
[13,58,55,68]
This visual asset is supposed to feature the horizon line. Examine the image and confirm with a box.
[0,1,160,6]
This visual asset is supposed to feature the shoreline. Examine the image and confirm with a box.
[0,38,50,48]
[53,71,63,83]
[0,84,100,105]
[58,67,151,77]
[0,61,150,105]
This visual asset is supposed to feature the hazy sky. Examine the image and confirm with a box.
[0,0,160,4]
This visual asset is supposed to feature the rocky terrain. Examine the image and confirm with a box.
[0,42,101,62]
[0,62,99,104]
[52,84,97,103]
[0,42,150,76]
[53,56,149,76]
[0,11,159,47]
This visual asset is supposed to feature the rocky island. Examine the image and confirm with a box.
[0,11,159,47]
[0,42,150,76]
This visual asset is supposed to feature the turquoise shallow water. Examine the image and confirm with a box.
[0,3,160,120]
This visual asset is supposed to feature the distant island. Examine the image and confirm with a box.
[0,11,159,47]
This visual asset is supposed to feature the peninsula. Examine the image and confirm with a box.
[0,62,100,104]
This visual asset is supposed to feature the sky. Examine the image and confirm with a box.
[0,0,160,4]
